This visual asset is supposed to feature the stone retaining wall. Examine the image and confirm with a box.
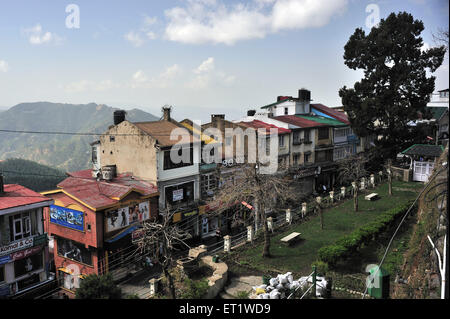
[200,255,228,299]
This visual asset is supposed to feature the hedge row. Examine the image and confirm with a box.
[318,201,414,266]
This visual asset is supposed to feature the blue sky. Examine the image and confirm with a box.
[0,0,448,122]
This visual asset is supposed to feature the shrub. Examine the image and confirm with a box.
[312,260,329,276]
[318,201,413,266]
[236,291,250,299]
[180,278,209,299]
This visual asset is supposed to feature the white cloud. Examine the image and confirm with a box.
[125,15,159,47]
[143,15,158,27]
[22,24,63,45]
[0,60,8,72]
[187,57,235,89]
[124,31,145,47]
[194,57,215,74]
[146,31,157,40]
[164,0,348,45]
[271,0,348,31]
[133,70,148,83]
[131,64,182,89]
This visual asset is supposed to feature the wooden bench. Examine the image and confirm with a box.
[281,232,302,245]
[365,193,379,201]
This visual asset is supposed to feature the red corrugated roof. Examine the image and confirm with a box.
[274,115,327,128]
[55,170,159,210]
[311,103,350,124]
[239,120,291,135]
[0,184,52,211]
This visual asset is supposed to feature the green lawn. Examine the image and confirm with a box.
[232,181,422,277]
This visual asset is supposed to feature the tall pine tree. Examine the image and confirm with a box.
[339,12,446,161]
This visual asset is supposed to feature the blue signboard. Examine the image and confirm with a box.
[0,255,11,265]
[50,205,84,231]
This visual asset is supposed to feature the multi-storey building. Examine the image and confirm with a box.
[41,170,159,294]
[93,108,204,240]
[0,177,53,298]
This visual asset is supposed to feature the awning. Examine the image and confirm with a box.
[105,225,140,244]
[57,267,86,279]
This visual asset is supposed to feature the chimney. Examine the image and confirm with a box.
[162,106,171,121]
[0,174,4,195]
[211,114,225,132]
[114,110,127,125]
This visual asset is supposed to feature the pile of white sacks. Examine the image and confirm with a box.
[251,272,328,299]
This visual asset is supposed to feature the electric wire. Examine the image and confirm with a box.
[361,165,447,299]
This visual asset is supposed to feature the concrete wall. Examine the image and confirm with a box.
[391,166,412,182]
[100,121,158,183]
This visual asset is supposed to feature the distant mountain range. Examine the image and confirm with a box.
[0,102,159,172]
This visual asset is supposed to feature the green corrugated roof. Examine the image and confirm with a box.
[429,107,448,120]
[297,115,347,127]
[401,144,444,156]
[260,99,293,109]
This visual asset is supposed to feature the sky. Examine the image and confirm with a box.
[0,0,448,123]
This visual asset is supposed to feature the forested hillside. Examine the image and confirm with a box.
[0,158,67,192]
[0,102,158,171]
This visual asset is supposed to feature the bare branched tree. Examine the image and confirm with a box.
[337,153,368,212]
[135,208,190,299]
[207,161,301,258]
[432,28,449,52]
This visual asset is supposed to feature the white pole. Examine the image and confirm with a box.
[427,234,446,299]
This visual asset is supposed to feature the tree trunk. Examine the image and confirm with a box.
[259,201,271,258]
[262,215,271,258]
[354,186,359,212]
[163,265,176,299]
[254,197,259,235]
[388,160,393,196]
[318,204,323,230]
[388,172,392,196]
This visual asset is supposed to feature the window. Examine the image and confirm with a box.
[165,181,195,206]
[57,238,92,266]
[9,212,31,241]
[293,154,299,164]
[293,131,301,145]
[304,153,310,163]
[201,173,217,196]
[316,150,333,163]
[284,107,288,115]
[163,147,194,170]
[14,251,43,278]
[304,129,311,142]
[92,146,98,164]
[109,135,115,142]
[318,127,329,140]
[225,137,232,146]
[335,127,352,138]
[279,135,285,147]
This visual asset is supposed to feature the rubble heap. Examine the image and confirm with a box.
[250,272,328,299]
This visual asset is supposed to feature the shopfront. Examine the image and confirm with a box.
[0,239,48,297]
